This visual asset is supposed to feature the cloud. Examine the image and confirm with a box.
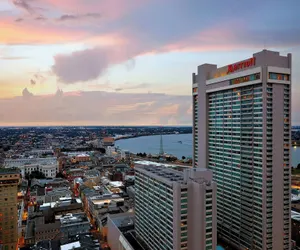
[0,18,89,44]
[33,72,46,83]
[28,71,47,85]
[15,18,23,22]
[2,0,299,51]
[49,1,300,84]
[0,56,28,60]
[52,45,143,83]
[116,83,151,91]
[125,59,135,71]
[58,13,101,21]
[0,90,192,126]
[22,87,33,99]
[12,0,35,14]
[35,16,46,21]
[41,0,146,21]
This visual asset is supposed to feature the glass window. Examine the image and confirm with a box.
[269,72,289,81]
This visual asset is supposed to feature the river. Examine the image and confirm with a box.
[116,133,300,167]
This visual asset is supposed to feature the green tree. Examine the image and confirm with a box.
[25,170,46,180]
[56,172,65,178]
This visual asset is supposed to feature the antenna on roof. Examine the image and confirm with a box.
[159,134,164,156]
[263,39,267,50]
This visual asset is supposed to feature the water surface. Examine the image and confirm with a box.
[116,134,300,166]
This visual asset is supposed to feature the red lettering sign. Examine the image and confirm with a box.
[227,57,256,74]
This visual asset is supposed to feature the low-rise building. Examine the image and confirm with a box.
[25,211,61,245]
[102,137,115,147]
[59,234,100,250]
[35,220,61,242]
[75,153,90,162]
[44,187,72,203]
[83,169,100,184]
[4,157,58,178]
[88,194,125,221]
[120,150,130,160]
[28,149,54,157]
[106,146,116,157]
[40,198,83,217]
[60,213,91,240]
[65,168,85,181]
[292,210,300,247]
[30,178,70,203]
[107,212,148,250]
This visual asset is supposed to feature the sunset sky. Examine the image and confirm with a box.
[0,0,300,126]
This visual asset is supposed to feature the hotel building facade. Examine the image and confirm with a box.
[135,165,217,250]
[192,50,291,249]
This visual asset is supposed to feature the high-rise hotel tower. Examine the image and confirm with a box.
[192,50,291,249]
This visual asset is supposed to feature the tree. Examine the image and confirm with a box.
[182,156,186,160]
[25,170,46,180]
[56,172,65,178]
[297,163,300,169]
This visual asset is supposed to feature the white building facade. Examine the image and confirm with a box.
[4,157,58,178]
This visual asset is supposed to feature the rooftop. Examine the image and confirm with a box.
[60,213,89,226]
[0,167,20,175]
[110,212,135,228]
[91,197,124,206]
[136,164,213,188]
[4,157,57,166]
[60,241,80,250]
[68,168,84,172]
[134,160,190,168]
[136,164,185,183]
[109,181,123,188]
[61,234,100,250]
[292,210,300,222]
[31,178,68,188]
[76,153,89,157]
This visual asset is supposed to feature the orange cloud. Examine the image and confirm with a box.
[0,19,88,44]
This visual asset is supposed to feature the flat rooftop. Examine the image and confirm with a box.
[134,160,191,169]
[110,213,135,228]
[0,167,20,174]
[60,213,89,225]
[91,197,124,206]
[291,210,300,222]
[61,241,80,250]
[135,164,185,183]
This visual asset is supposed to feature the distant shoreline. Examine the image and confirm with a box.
[114,132,192,141]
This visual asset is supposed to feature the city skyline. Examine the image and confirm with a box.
[0,0,300,126]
